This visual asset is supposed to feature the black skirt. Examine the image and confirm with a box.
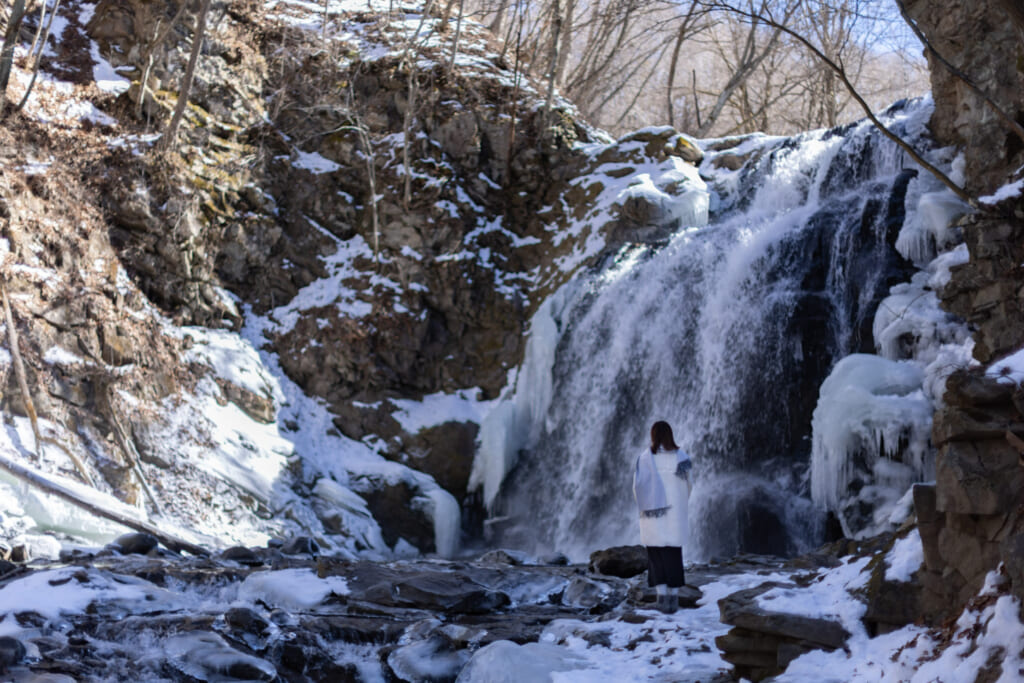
[646,546,684,587]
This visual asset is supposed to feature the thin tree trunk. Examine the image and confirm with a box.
[136,0,189,119]
[543,0,562,116]
[0,0,28,111]
[489,0,510,36]
[17,0,61,111]
[403,74,416,209]
[105,387,164,517]
[667,3,700,127]
[26,0,47,59]
[555,0,574,86]
[158,0,211,152]
[692,69,702,130]
[447,0,464,72]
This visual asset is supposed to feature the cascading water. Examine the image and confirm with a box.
[478,99,951,562]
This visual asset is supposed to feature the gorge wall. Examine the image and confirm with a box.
[1,0,707,557]
[903,0,1024,617]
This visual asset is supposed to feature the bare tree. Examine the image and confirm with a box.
[17,0,62,111]
[158,0,212,153]
[0,0,28,111]
[698,0,975,205]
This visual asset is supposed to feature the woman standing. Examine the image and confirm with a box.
[633,420,692,614]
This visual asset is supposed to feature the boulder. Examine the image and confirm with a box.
[111,532,159,556]
[343,563,510,615]
[0,636,26,671]
[224,607,271,636]
[718,583,850,648]
[218,546,265,566]
[588,546,647,578]
[280,537,320,556]
[715,582,850,681]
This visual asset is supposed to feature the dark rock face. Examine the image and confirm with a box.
[350,479,436,553]
[903,0,1024,197]
[904,0,1024,618]
[939,214,1024,364]
[915,372,1024,618]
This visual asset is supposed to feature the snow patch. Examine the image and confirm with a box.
[884,530,924,582]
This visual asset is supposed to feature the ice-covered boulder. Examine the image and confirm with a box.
[454,641,588,683]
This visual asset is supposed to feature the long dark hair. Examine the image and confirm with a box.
[650,421,679,454]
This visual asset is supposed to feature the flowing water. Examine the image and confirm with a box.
[485,100,942,561]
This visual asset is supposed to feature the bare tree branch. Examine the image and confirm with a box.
[699,0,977,207]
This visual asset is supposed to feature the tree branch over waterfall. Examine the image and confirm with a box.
[696,0,979,208]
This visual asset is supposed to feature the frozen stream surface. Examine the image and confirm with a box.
[0,530,1021,682]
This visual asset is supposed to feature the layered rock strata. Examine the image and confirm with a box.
[904,0,1024,616]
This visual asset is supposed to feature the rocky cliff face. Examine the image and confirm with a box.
[1,0,705,555]
[903,0,1024,617]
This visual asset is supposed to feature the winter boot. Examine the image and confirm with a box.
[660,593,678,615]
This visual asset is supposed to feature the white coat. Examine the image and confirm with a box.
[635,449,690,548]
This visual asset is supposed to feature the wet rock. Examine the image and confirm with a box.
[280,536,320,556]
[455,640,588,682]
[219,546,265,566]
[224,607,271,636]
[539,552,569,566]
[477,549,526,566]
[588,545,647,578]
[628,583,703,610]
[0,636,26,670]
[298,614,409,645]
[561,577,626,613]
[386,634,471,683]
[164,632,276,681]
[399,420,480,502]
[718,583,850,647]
[914,484,946,574]
[111,532,159,555]
[362,573,509,615]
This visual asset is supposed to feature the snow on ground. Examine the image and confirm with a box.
[530,570,790,683]
[780,569,1023,683]
[885,530,924,583]
[387,388,498,434]
[757,556,871,631]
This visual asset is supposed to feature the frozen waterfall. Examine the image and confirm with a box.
[476,98,965,562]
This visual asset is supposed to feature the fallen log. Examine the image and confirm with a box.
[0,453,209,557]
